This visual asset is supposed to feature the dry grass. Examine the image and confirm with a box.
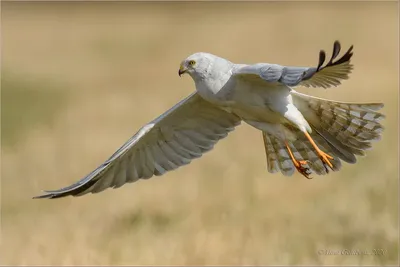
[1,2,398,265]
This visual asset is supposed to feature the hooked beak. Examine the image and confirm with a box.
[178,64,187,77]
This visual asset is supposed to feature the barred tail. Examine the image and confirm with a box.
[262,91,384,176]
[292,91,385,163]
[262,130,342,176]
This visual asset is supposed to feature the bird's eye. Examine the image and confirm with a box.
[188,60,196,66]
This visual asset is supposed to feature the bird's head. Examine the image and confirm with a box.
[178,52,216,80]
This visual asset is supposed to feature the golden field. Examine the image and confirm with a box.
[1,2,398,265]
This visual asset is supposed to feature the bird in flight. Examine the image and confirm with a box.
[34,41,384,199]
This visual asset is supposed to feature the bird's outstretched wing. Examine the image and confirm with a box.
[233,41,354,89]
[34,92,241,199]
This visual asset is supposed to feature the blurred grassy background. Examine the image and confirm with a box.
[1,1,398,265]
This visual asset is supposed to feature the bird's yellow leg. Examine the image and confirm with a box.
[284,140,312,179]
[303,132,334,169]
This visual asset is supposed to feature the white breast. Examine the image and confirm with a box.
[194,72,235,105]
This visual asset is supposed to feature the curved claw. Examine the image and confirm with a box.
[295,160,313,179]
[284,140,314,180]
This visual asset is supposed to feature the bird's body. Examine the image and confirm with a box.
[34,41,385,199]
[186,53,315,145]
[189,53,306,135]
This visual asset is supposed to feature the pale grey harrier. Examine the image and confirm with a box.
[34,41,384,199]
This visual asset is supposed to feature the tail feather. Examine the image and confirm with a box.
[289,138,328,175]
[262,91,384,177]
[270,137,295,176]
[318,107,383,140]
[262,130,342,176]
[262,133,280,174]
[262,132,294,176]
[295,132,342,173]
[319,127,364,158]
[293,90,384,164]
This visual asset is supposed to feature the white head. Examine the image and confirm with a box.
[178,52,230,81]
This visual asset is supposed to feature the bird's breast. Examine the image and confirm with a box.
[194,75,233,105]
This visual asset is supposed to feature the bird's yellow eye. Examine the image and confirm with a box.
[188,60,196,66]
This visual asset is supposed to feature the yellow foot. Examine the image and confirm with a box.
[294,160,312,179]
[317,150,334,171]
[303,131,335,173]
[284,140,313,179]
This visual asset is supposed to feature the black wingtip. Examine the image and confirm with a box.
[328,41,341,65]
[33,195,48,199]
[334,44,354,65]
[347,44,354,54]
[317,50,326,71]
[32,176,100,199]
[316,41,354,71]
[32,191,54,199]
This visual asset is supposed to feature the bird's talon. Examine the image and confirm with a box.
[294,159,312,179]
[323,163,330,173]
[284,141,313,179]
[318,150,334,170]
